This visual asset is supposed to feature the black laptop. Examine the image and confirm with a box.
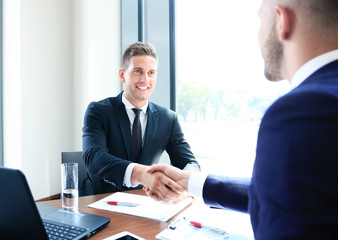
[0,166,110,240]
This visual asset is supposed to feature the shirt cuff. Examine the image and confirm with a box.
[123,163,139,188]
[183,162,201,172]
[188,171,208,198]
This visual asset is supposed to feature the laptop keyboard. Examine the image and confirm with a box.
[43,220,87,240]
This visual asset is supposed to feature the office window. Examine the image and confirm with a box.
[121,0,289,175]
[176,1,289,176]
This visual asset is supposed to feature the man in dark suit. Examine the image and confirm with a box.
[147,0,338,238]
[82,42,199,199]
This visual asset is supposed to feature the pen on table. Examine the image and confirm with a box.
[190,220,228,235]
[107,201,139,207]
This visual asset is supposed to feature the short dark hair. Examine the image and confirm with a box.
[122,42,158,69]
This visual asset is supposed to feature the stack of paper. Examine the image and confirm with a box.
[88,192,193,222]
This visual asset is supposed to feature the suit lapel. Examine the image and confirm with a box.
[139,103,159,163]
[114,93,133,161]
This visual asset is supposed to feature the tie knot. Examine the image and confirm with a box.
[132,108,141,118]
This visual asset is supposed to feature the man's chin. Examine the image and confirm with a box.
[135,94,151,102]
[264,68,283,82]
[265,74,281,82]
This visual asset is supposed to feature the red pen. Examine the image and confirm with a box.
[190,220,228,235]
[107,201,139,207]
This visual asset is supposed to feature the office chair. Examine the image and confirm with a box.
[61,151,87,196]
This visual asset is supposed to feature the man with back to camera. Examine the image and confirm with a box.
[146,0,338,238]
[81,42,200,201]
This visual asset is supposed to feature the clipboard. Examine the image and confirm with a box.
[156,217,230,240]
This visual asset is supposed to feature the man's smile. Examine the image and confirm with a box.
[136,86,150,90]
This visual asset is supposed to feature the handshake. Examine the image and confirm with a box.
[132,164,193,204]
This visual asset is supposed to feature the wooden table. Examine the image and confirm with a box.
[40,189,192,240]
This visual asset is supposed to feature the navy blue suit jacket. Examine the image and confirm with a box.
[82,92,198,196]
[202,60,338,239]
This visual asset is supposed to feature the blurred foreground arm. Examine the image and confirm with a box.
[147,164,249,212]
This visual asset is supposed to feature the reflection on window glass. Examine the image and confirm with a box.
[176,0,289,176]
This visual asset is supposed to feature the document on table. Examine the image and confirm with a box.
[156,217,250,240]
[88,192,193,222]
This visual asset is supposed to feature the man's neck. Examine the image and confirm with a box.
[122,93,148,110]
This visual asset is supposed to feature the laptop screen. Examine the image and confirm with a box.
[0,167,110,240]
[0,167,49,239]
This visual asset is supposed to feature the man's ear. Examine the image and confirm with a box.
[119,68,125,83]
[275,5,292,40]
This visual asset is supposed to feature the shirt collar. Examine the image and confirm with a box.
[290,49,338,90]
[122,94,148,113]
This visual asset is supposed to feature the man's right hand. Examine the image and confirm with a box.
[144,164,191,202]
[131,164,187,203]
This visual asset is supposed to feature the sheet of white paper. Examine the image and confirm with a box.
[156,200,254,240]
[184,201,253,239]
[88,192,193,222]
[156,217,230,240]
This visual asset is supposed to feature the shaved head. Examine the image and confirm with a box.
[259,0,338,81]
[301,0,338,24]
[264,0,338,32]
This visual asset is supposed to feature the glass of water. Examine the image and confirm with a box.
[61,162,79,212]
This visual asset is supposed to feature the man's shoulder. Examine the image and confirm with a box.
[86,95,123,118]
[96,96,116,105]
[274,75,338,109]
[261,76,338,128]
[90,95,121,109]
[149,102,176,117]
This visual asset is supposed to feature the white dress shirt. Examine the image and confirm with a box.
[290,49,338,89]
[122,95,148,188]
[188,49,338,199]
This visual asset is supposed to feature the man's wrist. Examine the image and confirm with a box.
[130,164,149,186]
[123,163,138,188]
[188,172,208,198]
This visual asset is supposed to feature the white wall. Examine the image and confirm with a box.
[3,0,121,200]
[73,0,122,151]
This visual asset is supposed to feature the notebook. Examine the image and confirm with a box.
[0,166,110,240]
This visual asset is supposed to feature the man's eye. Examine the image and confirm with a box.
[134,70,142,74]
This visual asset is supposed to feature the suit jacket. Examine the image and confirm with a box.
[203,60,338,239]
[82,92,198,196]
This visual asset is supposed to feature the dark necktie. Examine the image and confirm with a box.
[132,108,142,162]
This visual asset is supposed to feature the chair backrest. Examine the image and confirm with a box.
[61,151,86,191]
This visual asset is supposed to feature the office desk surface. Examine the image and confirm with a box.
[40,189,189,240]
[41,189,254,240]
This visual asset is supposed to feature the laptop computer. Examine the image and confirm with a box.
[0,166,110,240]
